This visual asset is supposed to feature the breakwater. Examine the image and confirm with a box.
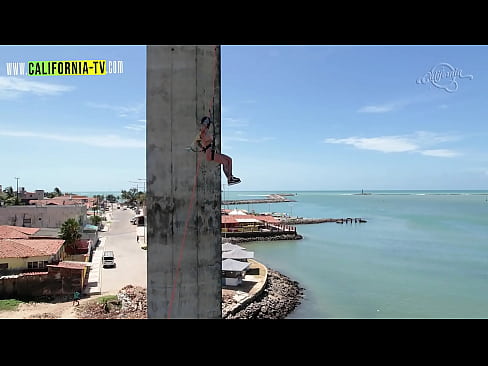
[222,193,296,206]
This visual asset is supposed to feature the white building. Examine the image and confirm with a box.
[0,205,87,228]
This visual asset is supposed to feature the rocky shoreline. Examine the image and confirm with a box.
[224,268,304,319]
[223,233,303,244]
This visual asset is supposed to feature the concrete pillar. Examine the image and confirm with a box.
[147,45,221,318]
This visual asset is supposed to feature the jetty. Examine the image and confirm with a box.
[222,193,296,206]
[280,217,367,224]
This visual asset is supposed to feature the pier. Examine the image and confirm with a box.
[280,217,367,224]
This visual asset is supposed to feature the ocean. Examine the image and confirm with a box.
[223,190,488,318]
[77,189,488,318]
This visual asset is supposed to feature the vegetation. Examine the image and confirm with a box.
[106,194,117,203]
[121,188,145,207]
[46,187,63,198]
[97,295,118,304]
[0,186,17,206]
[97,294,121,313]
[59,218,82,252]
[0,299,24,312]
[90,215,103,226]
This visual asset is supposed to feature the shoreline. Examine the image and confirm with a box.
[223,233,303,244]
[224,268,304,319]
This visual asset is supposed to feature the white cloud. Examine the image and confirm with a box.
[226,135,274,143]
[222,117,249,128]
[0,130,144,148]
[124,124,145,132]
[357,104,397,113]
[87,102,145,118]
[420,149,460,157]
[324,131,461,158]
[0,77,74,99]
[325,136,418,153]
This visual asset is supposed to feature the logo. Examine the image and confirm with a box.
[4,60,124,76]
[416,63,473,93]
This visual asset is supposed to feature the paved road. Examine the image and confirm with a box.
[99,208,147,294]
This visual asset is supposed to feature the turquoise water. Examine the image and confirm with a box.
[71,191,122,198]
[224,190,488,318]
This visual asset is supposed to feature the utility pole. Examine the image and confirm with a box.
[14,177,19,205]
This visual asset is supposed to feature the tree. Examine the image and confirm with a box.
[90,215,103,227]
[121,188,139,206]
[106,194,117,203]
[1,186,16,206]
[59,218,82,253]
[54,187,62,197]
[3,186,14,198]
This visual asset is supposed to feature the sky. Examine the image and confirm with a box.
[221,45,488,191]
[0,45,487,193]
[0,45,146,193]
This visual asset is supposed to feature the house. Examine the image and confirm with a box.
[82,224,98,249]
[19,188,45,203]
[222,248,254,261]
[221,242,245,252]
[29,195,96,210]
[222,258,250,286]
[0,225,40,239]
[0,238,65,275]
[0,205,87,228]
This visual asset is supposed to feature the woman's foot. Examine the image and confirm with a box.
[228,176,241,186]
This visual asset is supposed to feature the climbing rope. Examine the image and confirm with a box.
[167,45,219,318]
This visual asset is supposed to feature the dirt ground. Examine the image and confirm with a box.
[0,296,103,319]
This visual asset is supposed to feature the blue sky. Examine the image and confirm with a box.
[0,45,487,193]
[0,45,146,193]
[221,45,488,191]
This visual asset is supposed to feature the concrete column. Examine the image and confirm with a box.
[147,45,221,318]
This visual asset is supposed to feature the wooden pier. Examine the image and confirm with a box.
[280,217,367,224]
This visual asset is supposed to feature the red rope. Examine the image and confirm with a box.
[166,46,218,318]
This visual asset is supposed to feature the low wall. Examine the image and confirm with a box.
[0,267,84,299]
[222,230,296,238]
[222,259,268,318]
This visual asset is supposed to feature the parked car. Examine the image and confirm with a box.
[102,250,116,268]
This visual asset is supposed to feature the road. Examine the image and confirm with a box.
[99,207,147,294]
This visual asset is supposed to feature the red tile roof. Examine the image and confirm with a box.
[48,262,86,270]
[221,214,279,224]
[0,238,65,259]
[0,225,40,239]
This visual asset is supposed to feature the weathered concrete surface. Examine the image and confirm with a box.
[147,46,221,318]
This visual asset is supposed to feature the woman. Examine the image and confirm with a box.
[194,117,241,186]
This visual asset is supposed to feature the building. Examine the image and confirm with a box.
[0,205,87,228]
[222,258,250,286]
[19,188,45,203]
[0,238,65,274]
[221,242,245,252]
[222,248,254,261]
[0,224,89,297]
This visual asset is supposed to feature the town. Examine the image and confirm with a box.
[0,184,306,318]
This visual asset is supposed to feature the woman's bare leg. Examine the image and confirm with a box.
[205,149,232,179]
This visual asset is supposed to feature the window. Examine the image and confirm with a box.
[27,261,39,269]
[0,263,8,270]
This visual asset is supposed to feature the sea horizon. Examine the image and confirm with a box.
[71,189,488,198]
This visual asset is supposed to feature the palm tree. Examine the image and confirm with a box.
[3,186,14,199]
[54,187,62,197]
[1,186,16,206]
[59,218,81,253]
